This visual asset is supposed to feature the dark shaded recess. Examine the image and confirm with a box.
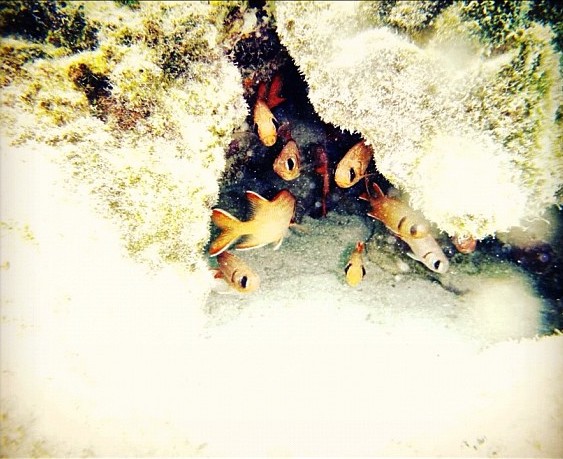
[232,27,283,69]
[477,207,563,334]
[248,0,266,12]
[69,63,112,105]
[0,0,98,52]
[276,58,317,120]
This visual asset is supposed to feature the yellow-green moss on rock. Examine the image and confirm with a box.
[0,1,248,270]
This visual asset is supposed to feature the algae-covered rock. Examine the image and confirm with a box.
[274,1,562,240]
[0,1,248,270]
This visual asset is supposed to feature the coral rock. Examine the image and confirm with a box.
[274,1,562,240]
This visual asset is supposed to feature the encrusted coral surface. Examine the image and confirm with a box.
[0,1,248,269]
[274,0,562,240]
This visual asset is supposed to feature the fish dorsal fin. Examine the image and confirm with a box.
[271,189,295,211]
[245,190,269,217]
[272,236,284,251]
[371,182,385,198]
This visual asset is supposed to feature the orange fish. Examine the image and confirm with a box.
[361,183,449,274]
[451,234,477,254]
[209,189,296,256]
[361,182,429,239]
[253,74,286,147]
[273,139,301,180]
[335,140,374,188]
[253,99,278,147]
[213,251,260,293]
[273,125,301,181]
[345,241,366,287]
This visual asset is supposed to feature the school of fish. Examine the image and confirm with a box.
[209,75,470,292]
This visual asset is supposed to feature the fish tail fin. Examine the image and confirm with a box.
[356,241,365,253]
[209,209,243,256]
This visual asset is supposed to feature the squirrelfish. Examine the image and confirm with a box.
[213,251,260,293]
[335,140,373,188]
[274,139,301,180]
[361,182,429,239]
[253,99,278,147]
[361,183,449,274]
[209,189,296,257]
[273,124,301,181]
[345,241,366,287]
[451,234,477,254]
[253,74,286,147]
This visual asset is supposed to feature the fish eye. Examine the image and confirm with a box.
[349,167,356,182]
[433,260,441,270]
[344,263,351,274]
[361,266,366,277]
[240,275,248,289]
[286,157,295,170]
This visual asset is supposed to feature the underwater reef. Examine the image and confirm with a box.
[1,1,561,271]
[2,2,563,457]
[274,0,562,241]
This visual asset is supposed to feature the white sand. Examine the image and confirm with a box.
[2,143,563,457]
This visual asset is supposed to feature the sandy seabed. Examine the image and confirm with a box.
[1,142,562,457]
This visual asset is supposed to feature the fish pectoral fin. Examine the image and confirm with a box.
[211,269,223,279]
[289,222,308,234]
[235,235,269,251]
[272,236,284,251]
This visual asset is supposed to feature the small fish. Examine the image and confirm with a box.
[253,99,278,147]
[451,234,477,254]
[313,144,330,217]
[273,139,301,180]
[273,124,301,181]
[213,251,260,293]
[360,182,429,239]
[253,74,286,147]
[345,241,366,287]
[361,182,449,274]
[335,140,374,188]
[209,189,296,256]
